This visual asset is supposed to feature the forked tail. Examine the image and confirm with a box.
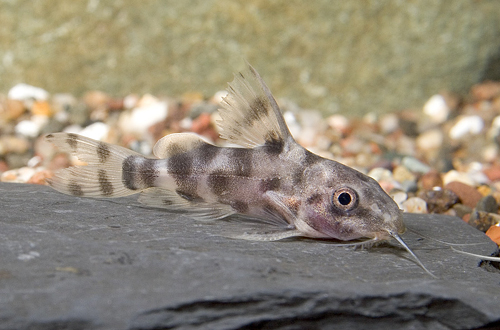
[45,133,147,198]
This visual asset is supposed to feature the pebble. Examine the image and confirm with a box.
[118,100,168,136]
[15,116,49,138]
[416,128,444,152]
[419,170,443,190]
[475,195,499,213]
[1,167,36,183]
[379,113,399,134]
[392,165,416,183]
[423,94,450,124]
[485,225,500,245]
[418,188,459,213]
[8,83,49,101]
[2,99,25,121]
[483,165,500,182]
[442,170,476,186]
[391,191,408,209]
[468,210,500,232]
[449,115,484,140]
[445,181,483,208]
[402,197,428,214]
[78,122,110,141]
[401,156,430,174]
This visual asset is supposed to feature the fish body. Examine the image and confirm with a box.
[45,65,404,244]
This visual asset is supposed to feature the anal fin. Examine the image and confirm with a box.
[138,187,235,221]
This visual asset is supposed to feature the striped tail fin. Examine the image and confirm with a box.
[45,133,150,198]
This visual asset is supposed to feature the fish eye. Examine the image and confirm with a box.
[332,187,358,211]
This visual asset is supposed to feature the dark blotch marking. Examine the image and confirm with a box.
[198,144,220,164]
[260,177,281,192]
[303,150,321,166]
[45,133,54,139]
[122,156,139,190]
[66,133,78,151]
[163,199,174,206]
[97,142,111,163]
[306,193,322,205]
[165,142,186,157]
[231,200,249,213]
[231,148,253,177]
[98,169,114,196]
[140,159,160,187]
[208,171,231,196]
[68,181,83,196]
[122,156,159,190]
[175,189,203,202]
[244,97,270,127]
[168,153,193,177]
[264,132,284,154]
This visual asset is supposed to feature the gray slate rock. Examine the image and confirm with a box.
[0,182,499,330]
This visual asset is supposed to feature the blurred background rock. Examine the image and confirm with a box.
[0,0,499,116]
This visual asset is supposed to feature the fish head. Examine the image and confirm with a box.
[299,161,404,241]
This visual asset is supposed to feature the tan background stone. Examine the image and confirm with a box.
[1,0,499,116]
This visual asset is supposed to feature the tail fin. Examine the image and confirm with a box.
[45,133,145,198]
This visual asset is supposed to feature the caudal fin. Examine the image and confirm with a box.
[45,133,145,198]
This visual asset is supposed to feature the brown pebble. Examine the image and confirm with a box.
[483,165,500,182]
[191,113,219,142]
[3,99,26,121]
[419,170,443,190]
[0,160,8,173]
[418,189,459,213]
[83,91,110,110]
[468,210,500,232]
[444,181,483,208]
[471,81,500,101]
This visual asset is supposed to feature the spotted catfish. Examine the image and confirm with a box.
[45,64,433,276]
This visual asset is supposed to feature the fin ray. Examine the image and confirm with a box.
[138,188,236,221]
[217,64,292,148]
[45,133,145,198]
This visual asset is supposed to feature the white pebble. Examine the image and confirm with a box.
[416,128,443,151]
[8,83,49,101]
[423,94,449,124]
[449,115,484,140]
[367,167,393,182]
[442,170,475,186]
[1,167,36,183]
[15,115,48,138]
[402,197,428,214]
[379,113,399,134]
[327,114,349,132]
[212,90,228,104]
[391,191,408,209]
[118,101,168,136]
[79,122,110,141]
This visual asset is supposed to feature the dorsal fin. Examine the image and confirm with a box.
[217,64,293,149]
[153,133,214,159]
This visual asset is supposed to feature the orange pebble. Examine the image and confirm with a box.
[485,225,500,245]
[31,101,52,116]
